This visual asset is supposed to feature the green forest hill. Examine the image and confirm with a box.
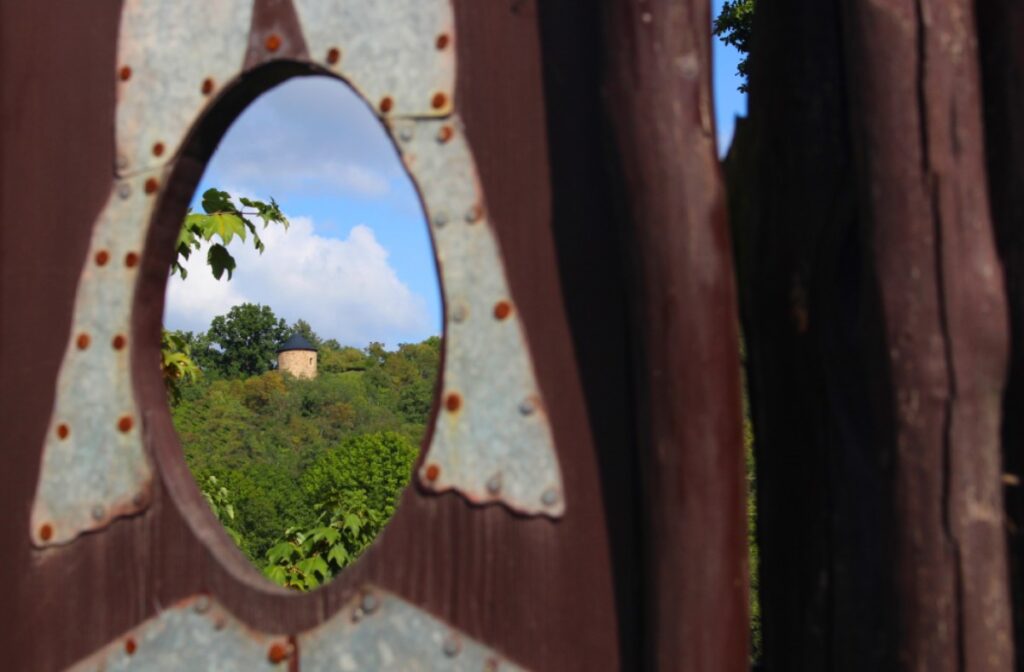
[168,302,438,591]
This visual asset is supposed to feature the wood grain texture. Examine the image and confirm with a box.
[603,1,749,670]
[841,0,1012,668]
[0,1,626,670]
[976,0,1024,663]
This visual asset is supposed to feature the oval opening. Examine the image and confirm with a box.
[161,75,441,591]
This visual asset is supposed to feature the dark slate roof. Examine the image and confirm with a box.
[276,333,317,353]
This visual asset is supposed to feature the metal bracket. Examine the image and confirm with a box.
[395,117,566,518]
[294,0,456,119]
[29,173,160,547]
[68,589,527,671]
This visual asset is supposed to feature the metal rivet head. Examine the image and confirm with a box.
[486,474,502,495]
[56,423,70,440]
[201,78,215,95]
[432,213,449,228]
[442,635,461,657]
[542,488,559,507]
[398,125,414,142]
[451,303,468,323]
[76,333,91,350]
[379,96,394,114]
[493,300,512,320]
[425,463,441,482]
[445,392,462,412]
[436,33,450,50]
[194,596,211,614]
[361,593,379,614]
[151,142,165,157]
[519,398,537,416]
[124,638,137,655]
[326,47,341,65]
[95,250,110,267]
[118,415,134,433]
[431,92,448,110]
[144,178,159,195]
[437,125,454,143]
[115,155,129,171]
[118,66,132,82]
[117,183,132,199]
[124,252,139,268]
[91,505,105,521]
[265,34,282,53]
[132,493,146,507]
[267,642,289,663]
[464,204,483,223]
[112,334,127,350]
[39,524,53,541]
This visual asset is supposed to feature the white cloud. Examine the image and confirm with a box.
[164,216,432,347]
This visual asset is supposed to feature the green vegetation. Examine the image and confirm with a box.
[170,306,438,589]
[713,0,755,92]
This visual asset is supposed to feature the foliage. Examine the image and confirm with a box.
[204,303,291,378]
[199,475,243,546]
[713,0,755,92]
[173,188,288,280]
[161,330,202,405]
[172,331,440,567]
[262,432,417,590]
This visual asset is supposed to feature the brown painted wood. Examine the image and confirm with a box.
[976,1,1024,665]
[0,1,630,670]
[603,1,749,670]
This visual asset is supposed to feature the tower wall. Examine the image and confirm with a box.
[278,350,317,379]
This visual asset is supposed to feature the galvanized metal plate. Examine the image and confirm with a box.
[294,0,455,118]
[116,0,252,176]
[68,590,527,671]
[301,588,527,671]
[67,596,280,672]
[393,117,566,518]
[30,173,160,547]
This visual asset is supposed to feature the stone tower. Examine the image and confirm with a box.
[276,333,318,379]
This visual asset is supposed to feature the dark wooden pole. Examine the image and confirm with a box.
[841,0,1013,668]
[603,1,749,670]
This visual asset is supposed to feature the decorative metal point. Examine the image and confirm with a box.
[442,634,461,657]
[486,474,502,495]
[90,505,105,521]
[361,593,379,614]
[518,398,536,416]
[541,488,559,507]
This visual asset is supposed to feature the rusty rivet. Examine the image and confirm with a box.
[118,66,132,81]
[431,92,448,110]
[442,635,461,657]
[201,78,215,95]
[56,424,70,440]
[268,642,289,664]
[437,125,454,143]
[379,96,394,114]
[112,334,127,351]
[464,204,483,223]
[326,47,341,65]
[125,638,137,655]
[193,596,211,614]
[91,505,105,521]
[39,523,53,541]
[95,250,110,266]
[117,183,132,199]
[361,593,379,614]
[144,178,159,195]
[125,252,139,268]
[265,34,282,52]
[542,488,559,507]
[445,392,462,412]
[76,333,91,350]
[486,474,502,495]
[436,33,450,50]
[118,415,134,433]
[493,300,512,321]
[425,463,441,482]
[152,142,165,157]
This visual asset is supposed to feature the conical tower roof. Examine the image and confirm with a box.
[276,333,317,353]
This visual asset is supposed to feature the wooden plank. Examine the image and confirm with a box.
[0,1,626,670]
[603,1,750,670]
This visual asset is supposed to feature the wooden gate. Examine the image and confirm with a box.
[0,1,747,671]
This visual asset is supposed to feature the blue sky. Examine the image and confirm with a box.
[164,11,745,347]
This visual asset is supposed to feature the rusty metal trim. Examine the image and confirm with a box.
[29,173,160,547]
[115,0,252,176]
[395,117,566,518]
[301,587,528,671]
[67,589,527,671]
[294,0,456,119]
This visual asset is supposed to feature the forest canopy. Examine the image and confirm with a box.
[169,302,439,590]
